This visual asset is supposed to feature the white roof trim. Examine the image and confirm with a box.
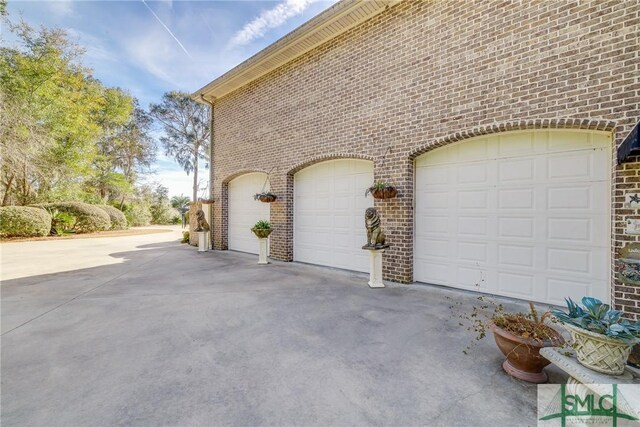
[193,0,402,102]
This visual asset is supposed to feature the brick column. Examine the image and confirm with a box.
[266,172,292,261]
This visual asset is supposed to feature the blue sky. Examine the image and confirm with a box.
[3,0,338,198]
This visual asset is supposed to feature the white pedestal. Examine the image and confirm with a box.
[197,231,209,252]
[258,238,269,264]
[366,248,385,288]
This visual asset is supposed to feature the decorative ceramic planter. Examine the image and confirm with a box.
[256,194,277,203]
[251,228,272,239]
[564,323,632,375]
[369,187,397,200]
[491,321,564,383]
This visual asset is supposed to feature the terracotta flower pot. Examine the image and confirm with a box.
[370,186,398,200]
[251,228,272,239]
[491,321,564,383]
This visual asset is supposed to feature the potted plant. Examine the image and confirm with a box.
[365,181,397,200]
[453,297,564,383]
[254,192,277,203]
[552,297,640,375]
[251,220,272,238]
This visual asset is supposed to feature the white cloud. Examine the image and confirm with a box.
[229,0,317,47]
[47,0,74,17]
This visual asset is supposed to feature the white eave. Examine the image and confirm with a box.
[193,0,402,103]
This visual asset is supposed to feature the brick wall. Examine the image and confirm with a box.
[207,0,640,316]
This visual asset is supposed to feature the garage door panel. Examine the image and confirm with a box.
[417,215,449,235]
[547,218,592,243]
[333,214,351,229]
[499,133,535,156]
[294,159,373,273]
[415,239,449,258]
[498,188,534,209]
[547,152,594,181]
[416,261,449,283]
[547,186,591,210]
[546,248,590,275]
[459,241,489,263]
[547,278,601,305]
[545,130,591,151]
[498,217,535,238]
[457,267,485,288]
[228,173,270,254]
[417,192,448,210]
[457,163,488,184]
[498,244,535,268]
[420,165,448,185]
[458,139,489,162]
[459,191,488,209]
[334,195,350,210]
[498,272,535,297]
[415,130,610,305]
[499,158,535,182]
[457,216,488,236]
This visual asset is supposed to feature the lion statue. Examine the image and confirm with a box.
[364,207,386,248]
[194,209,210,232]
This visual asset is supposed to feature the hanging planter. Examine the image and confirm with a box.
[254,192,277,203]
[365,181,398,200]
[253,168,277,203]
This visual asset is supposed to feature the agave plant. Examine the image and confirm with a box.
[552,297,640,345]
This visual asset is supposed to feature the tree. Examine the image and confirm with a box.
[170,195,190,210]
[0,21,103,204]
[0,20,156,206]
[149,92,210,202]
[93,92,156,205]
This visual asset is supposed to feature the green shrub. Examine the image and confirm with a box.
[43,202,111,233]
[0,206,52,237]
[96,205,127,230]
[150,202,180,225]
[125,204,152,227]
[181,231,189,243]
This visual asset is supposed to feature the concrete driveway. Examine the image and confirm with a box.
[1,228,567,426]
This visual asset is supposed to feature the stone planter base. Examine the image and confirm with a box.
[257,238,268,264]
[362,245,389,288]
[251,228,272,239]
[197,231,209,252]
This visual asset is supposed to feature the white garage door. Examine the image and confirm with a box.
[414,130,610,305]
[294,159,373,272]
[228,173,270,254]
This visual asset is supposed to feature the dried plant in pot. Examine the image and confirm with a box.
[364,181,397,200]
[552,297,640,375]
[251,220,272,239]
[452,296,564,383]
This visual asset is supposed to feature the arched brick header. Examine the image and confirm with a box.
[408,118,617,159]
[287,153,375,176]
[222,169,270,184]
